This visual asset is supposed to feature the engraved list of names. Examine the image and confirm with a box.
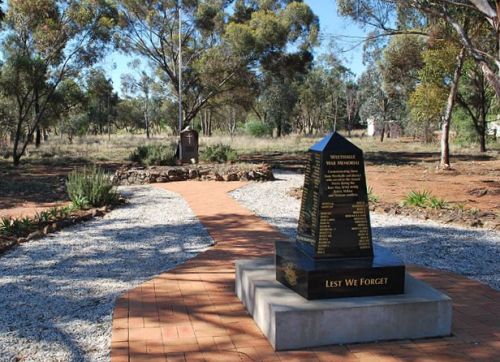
[317,153,371,256]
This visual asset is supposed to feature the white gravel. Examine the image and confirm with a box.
[231,171,500,290]
[0,186,213,362]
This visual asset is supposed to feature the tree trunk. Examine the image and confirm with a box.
[35,126,41,148]
[380,122,385,142]
[440,47,466,169]
[479,131,486,152]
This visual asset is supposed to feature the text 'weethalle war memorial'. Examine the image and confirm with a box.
[236,132,453,350]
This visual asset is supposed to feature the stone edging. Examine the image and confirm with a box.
[112,164,275,185]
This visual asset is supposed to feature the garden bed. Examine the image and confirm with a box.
[287,186,500,231]
[0,201,124,256]
[112,163,275,185]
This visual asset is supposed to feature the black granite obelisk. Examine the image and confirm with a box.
[275,132,405,299]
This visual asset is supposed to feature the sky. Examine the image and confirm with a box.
[100,0,369,94]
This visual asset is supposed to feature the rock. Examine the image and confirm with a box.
[188,169,199,179]
[214,172,224,181]
[226,173,238,181]
[27,231,42,241]
[470,219,483,227]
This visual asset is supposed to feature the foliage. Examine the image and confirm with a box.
[402,190,431,208]
[200,143,237,163]
[66,166,119,208]
[244,119,272,137]
[402,190,448,209]
[0,204,76,237]
[117,0,318,129]
[128,144,177,166]
[428,196,448,210]
[1,0,118,165]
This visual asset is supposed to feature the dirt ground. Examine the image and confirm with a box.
[240,151,500,214]
[0,160,118,218]
[1,150,499,219]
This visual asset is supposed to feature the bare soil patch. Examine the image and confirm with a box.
[241,151,500,215]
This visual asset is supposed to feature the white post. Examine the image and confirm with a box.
[178,0,183,161]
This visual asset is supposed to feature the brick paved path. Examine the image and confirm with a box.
[111,182,499,362]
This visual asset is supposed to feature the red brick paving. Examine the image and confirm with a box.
[111,181,500,362]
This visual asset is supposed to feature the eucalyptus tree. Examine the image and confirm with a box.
[338,0,500,101]
[0,0,118,165]
[117,0,319,130]
[86,69,118,137]
[457,60,495,152]
[121,60,156,138]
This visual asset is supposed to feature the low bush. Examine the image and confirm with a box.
[245,120,272,137]
[200,143,237,163]
[0,216,32,237]
[129,144,176,166]
[66,165,119,208]
[428,196,448,209]
[403,190,431,208]
[402,190,449,209]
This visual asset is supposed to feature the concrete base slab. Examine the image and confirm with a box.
[236,257,452,351]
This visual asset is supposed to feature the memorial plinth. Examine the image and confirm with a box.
[236,258,452,351]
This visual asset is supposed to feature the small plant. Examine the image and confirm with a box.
[71,196,90,209]
[428,196,448,209]
[453,202,467,211]
[129,144,176,166]
[469,208,480,216]
[66,165,119,208]
[34,211,51,224]
[367,186,379,203]
[0,216,34,237]
[0,217,13,235]
[402,190,431,208]
[201,143,237,163]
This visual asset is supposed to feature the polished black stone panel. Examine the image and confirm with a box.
[275,241,405,300]
[297,132,373,259]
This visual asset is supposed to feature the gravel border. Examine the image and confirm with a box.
[0,186,213,362]
[230,171,500,290]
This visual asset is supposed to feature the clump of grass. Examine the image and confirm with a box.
[0,217,32,237]
[367,186,379,203]
[428,196,448,209]
[403,190,431,208]
[200,143,237,163]
[129,144,176,166]
[453,202,467,211]
[402,190,449,209]
[66,165,119,208]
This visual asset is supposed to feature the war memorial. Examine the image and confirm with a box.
[236,133,453,350]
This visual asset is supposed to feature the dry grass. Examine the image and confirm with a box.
[2,130,498,166]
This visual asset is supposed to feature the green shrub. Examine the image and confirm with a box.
[201,143,237,163]
[402,190,450,209]
[129,144,176,166]
[402,190,431,208]
[428,196,448,209]
[0,216,33,237]
[245,120,272,137]
[66,165,119,208]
